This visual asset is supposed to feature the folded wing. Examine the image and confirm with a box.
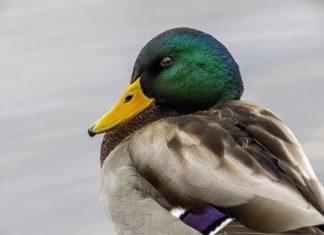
[128,100,324,233]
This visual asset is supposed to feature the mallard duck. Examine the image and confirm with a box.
[88,28,324,234]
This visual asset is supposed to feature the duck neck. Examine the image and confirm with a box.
[100,106,180,167]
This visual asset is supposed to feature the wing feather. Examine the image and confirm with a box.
[127,101,324,233]
[219,100,324,212]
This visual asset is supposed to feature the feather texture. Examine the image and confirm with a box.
[99,100,324,234]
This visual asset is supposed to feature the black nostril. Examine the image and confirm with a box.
[124,93,133,103]
[88,128,96,137]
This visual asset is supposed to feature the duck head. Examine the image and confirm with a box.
[88,27,243,136]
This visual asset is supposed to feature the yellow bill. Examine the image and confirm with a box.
[88,78,155,137]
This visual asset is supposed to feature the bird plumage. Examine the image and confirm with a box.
[98,101,324,234]
[89,28,324,234]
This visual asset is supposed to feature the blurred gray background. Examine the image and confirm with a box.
[0,0,323,234]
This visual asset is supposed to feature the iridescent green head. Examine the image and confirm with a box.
[132,27,243,112]
[89,28,244,136]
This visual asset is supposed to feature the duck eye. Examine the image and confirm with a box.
[124,93,133,103]
[160,56,173,67]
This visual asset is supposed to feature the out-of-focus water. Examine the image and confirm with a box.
[0,0,323,234]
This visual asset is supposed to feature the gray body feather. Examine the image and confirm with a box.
[99,100,324,234]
